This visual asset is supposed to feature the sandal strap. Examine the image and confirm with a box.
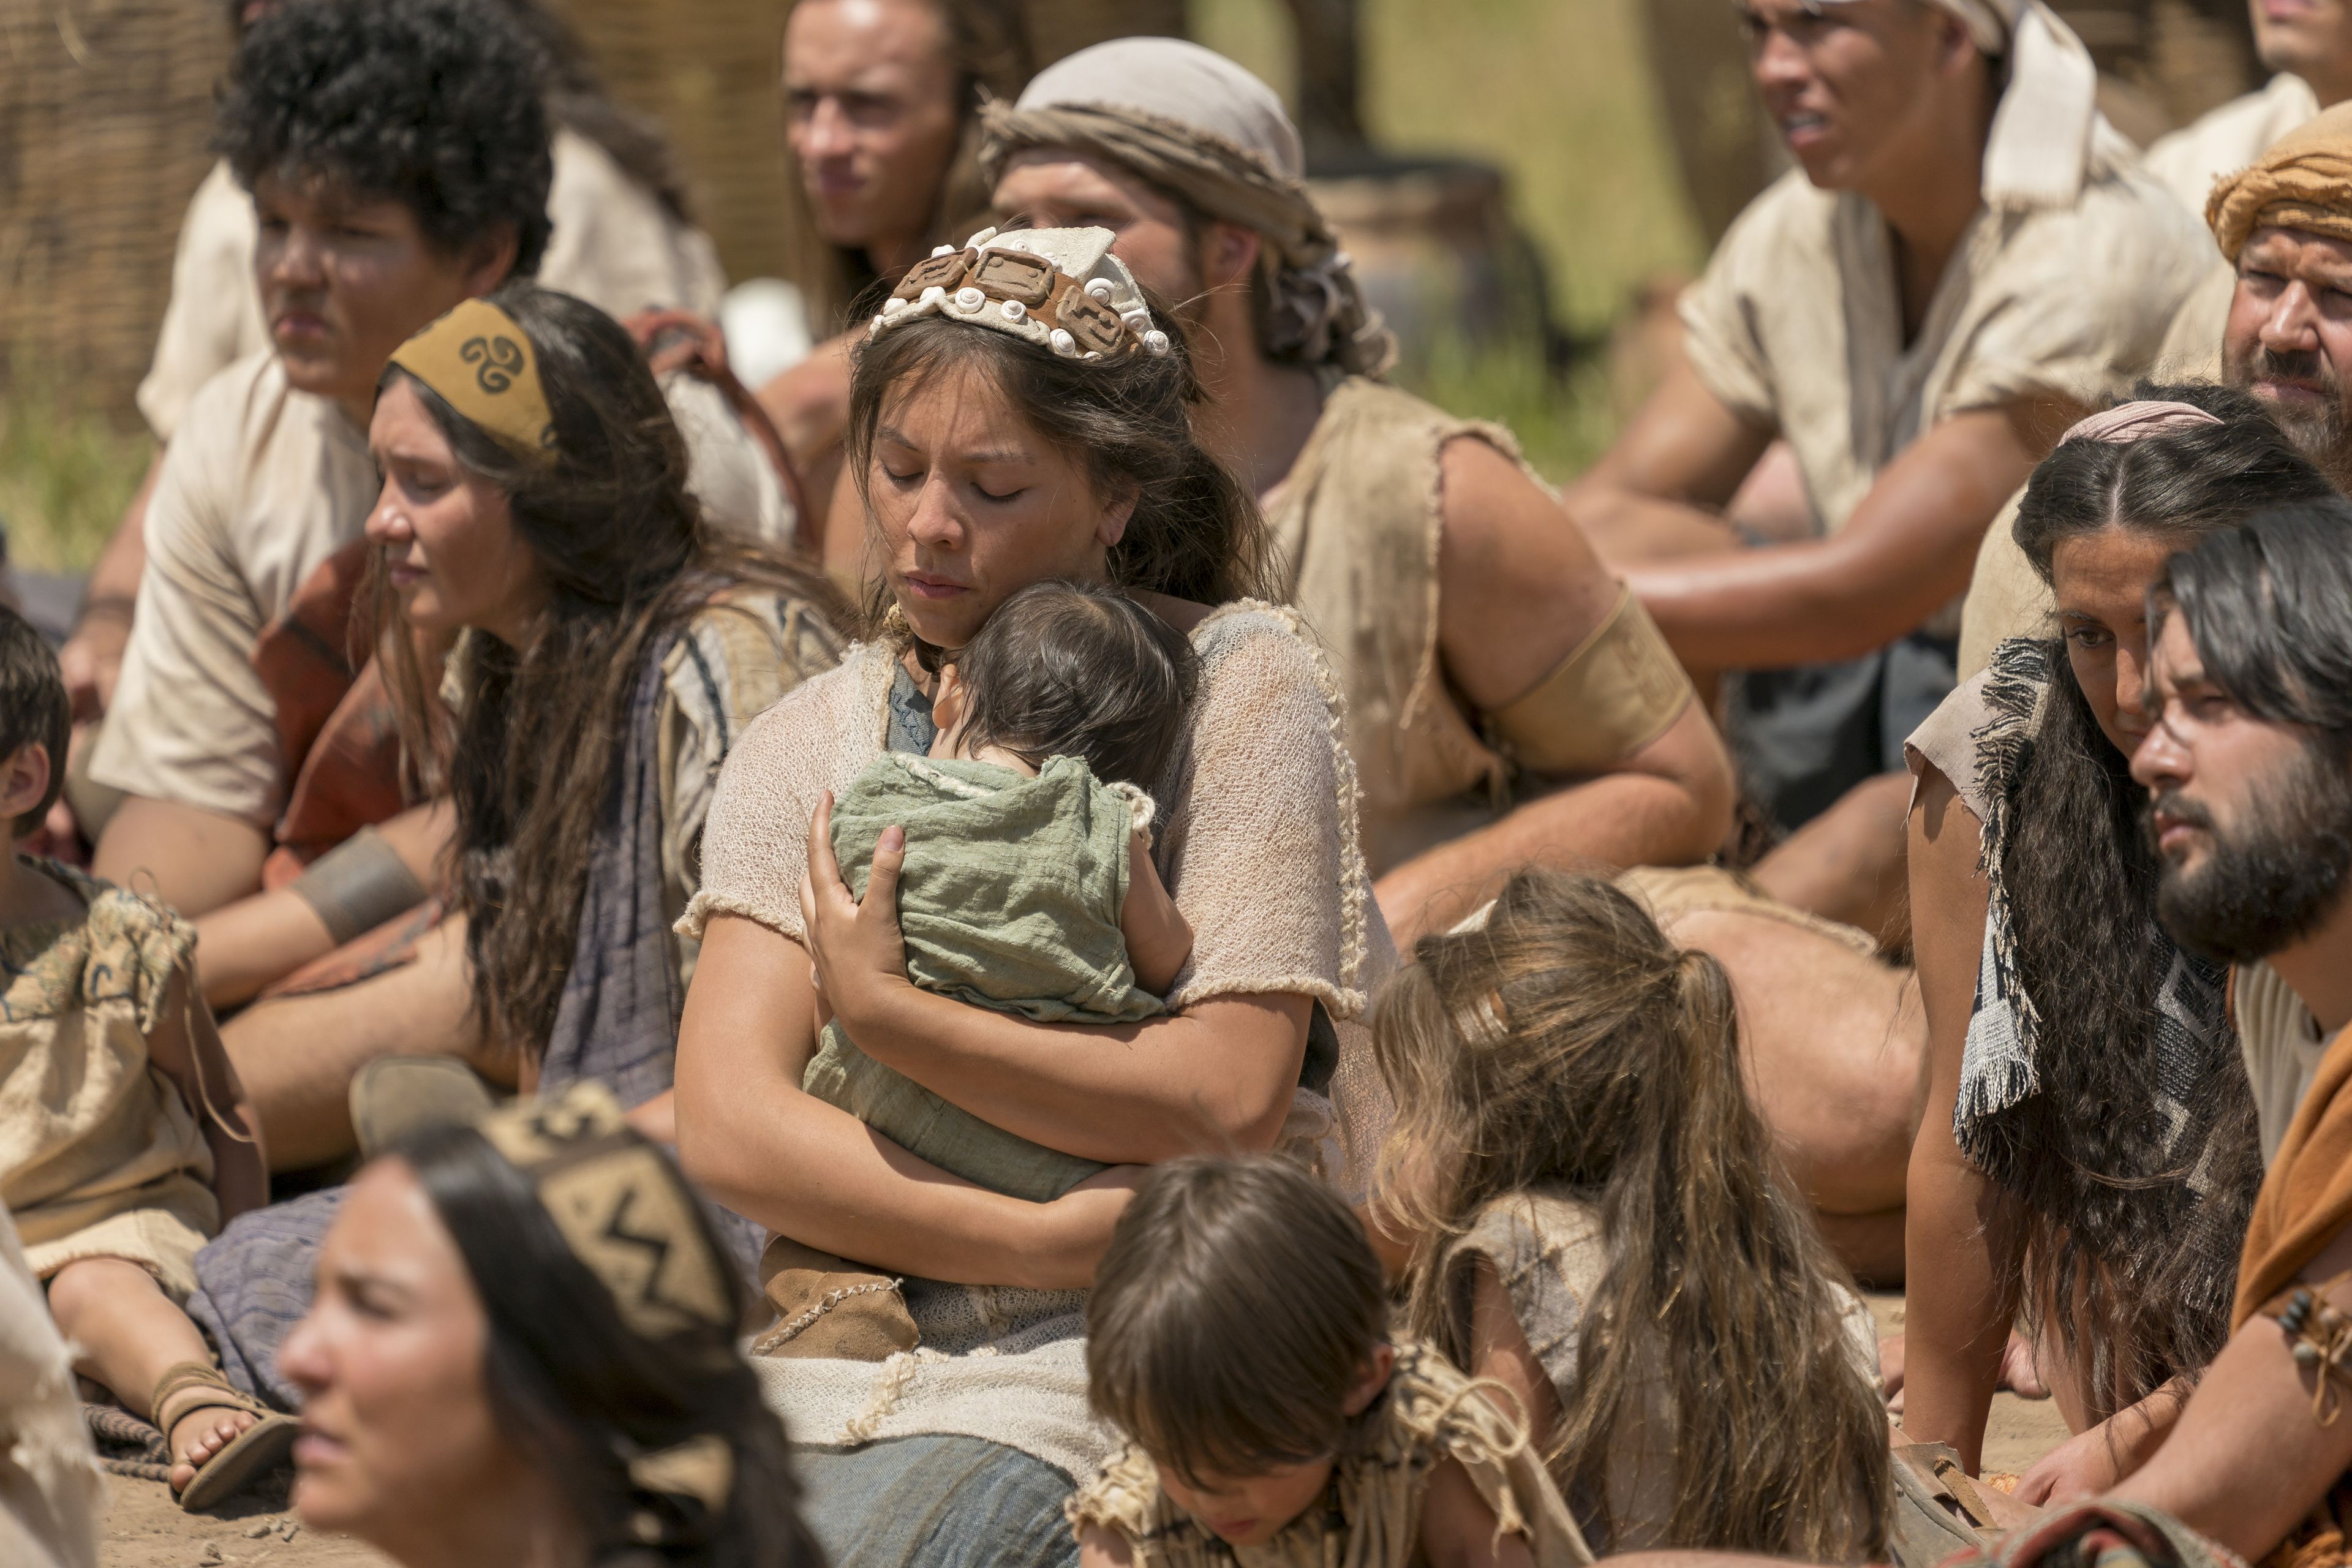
[151,1362,269,1434]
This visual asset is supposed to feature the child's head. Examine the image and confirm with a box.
[0,609,67,842]
[930,581,1197,787]
[1370,868,1758,1237]
[1373,869,1891,1561]
[1086,1156,1392,1547]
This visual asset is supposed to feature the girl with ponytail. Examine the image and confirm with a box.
[1375,868,1890,1562]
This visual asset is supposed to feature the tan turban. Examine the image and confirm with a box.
[979,38,1396,376]
[1819,0,2101,209]
[2206,100,2352,262]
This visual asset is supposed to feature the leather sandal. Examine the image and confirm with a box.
[151,1362,300,1512]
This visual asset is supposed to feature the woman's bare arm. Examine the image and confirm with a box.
[1897,764,2019,1471]
[804,801,1311,1161]
[674,914,1147,1287]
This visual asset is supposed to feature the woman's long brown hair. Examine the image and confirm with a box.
[1376,870,1889,1562]
[379,282,839,1064]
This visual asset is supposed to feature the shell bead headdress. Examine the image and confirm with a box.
[867,225,1171,361]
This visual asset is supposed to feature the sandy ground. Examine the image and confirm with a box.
[98,1474,386,1568]
[94,1295,2072,1564]
[1868,1292,2076,1477]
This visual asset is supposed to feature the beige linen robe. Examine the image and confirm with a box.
[1267,376,1522,873]
[137,130,729,441]
[0,865,216,1302]
[0,1208,100,1568]
[2143,75,2323,221]
[681,603,1397,1483]
[1679,130,2211,570]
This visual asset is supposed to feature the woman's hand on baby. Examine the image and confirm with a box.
[799,792,913,1036]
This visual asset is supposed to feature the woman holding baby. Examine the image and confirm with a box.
[672,225,1395,1567]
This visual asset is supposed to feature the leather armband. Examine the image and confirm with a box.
[1487,588,1693,775]
[287,826,431,947]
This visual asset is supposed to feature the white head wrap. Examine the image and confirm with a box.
[979,38,1395,375]
[1820,0,2101,209]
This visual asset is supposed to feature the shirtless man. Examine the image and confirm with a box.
[759,0,1027,536]
[978,40,1941,1278]
[2096,504,2352,1547]
[1571,0,2209,936]
[1964,101,2352,673]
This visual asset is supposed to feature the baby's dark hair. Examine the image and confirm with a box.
[0,609,67,839]
[1085,1156,1388,1487]
[949,581,1198,787]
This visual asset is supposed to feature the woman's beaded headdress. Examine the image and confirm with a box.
[868,225,1172,362]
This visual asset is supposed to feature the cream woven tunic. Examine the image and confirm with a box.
[137,132,729,442]
[682,602,1397,1483]
[1679,132,2211,561]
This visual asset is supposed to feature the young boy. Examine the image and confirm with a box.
[0,609,282,1510]
[1068,1156,1588,1568]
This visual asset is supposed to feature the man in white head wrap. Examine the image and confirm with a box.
[1567,0,2209,923]
[981,39,1960,1287]
[973,37,1738,955]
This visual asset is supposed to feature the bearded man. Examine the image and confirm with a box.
[2099,502,2352,1558]
[1573,0,2209,932]
[1963,101,2352,674]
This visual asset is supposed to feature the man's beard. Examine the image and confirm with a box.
[2226,337,2352,487]
[2149,739,2352,963]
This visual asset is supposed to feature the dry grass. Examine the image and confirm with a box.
[0,360,149,574]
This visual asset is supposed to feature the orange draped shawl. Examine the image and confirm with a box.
[2234,1020,2352,1329]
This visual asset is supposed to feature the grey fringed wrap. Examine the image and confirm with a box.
[979,38,1395,377]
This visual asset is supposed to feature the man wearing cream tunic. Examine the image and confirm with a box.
[1570,0,2209,932]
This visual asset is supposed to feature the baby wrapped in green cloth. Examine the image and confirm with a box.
[762,582,1199,1357]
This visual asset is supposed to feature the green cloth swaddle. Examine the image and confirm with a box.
[806,752,1164,1202]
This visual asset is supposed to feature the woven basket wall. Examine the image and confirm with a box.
[0,0,235,423]
[546,0,1184,290]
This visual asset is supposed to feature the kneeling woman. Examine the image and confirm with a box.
[1900,388,2330,1493]
[191,286,840,1403]
[673,228,1392,1567]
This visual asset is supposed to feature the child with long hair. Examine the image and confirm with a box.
[1376,869,1890,1562]
[1069,1155,1586,1567]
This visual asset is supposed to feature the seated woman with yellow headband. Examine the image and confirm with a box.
[179,285,842,1408]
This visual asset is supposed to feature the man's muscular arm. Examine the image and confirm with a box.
[2113,1221,2352,1559]
[1619,398,2071,671]
[1567,357,1776,563]
[1374,437,1736,948]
